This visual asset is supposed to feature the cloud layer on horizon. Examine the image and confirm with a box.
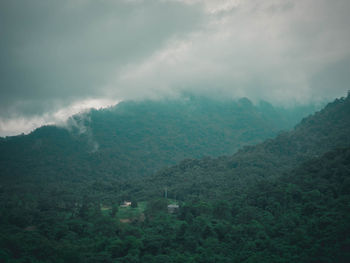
[1,0,350,135]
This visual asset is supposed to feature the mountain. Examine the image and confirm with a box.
[0,94,349,263]
[0,96,315,182]
[137,93,350,200]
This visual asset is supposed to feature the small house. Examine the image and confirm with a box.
[167,204,179,213]
[120,201,132,208]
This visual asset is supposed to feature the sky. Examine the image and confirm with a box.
[1,0,350,136]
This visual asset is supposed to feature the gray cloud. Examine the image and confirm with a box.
[1,0,350,135]
[0,0,203,116]
[110,0,350,104]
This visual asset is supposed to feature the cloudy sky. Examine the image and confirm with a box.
[1,0,350,136]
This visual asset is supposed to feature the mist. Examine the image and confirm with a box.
[1,0,350,135]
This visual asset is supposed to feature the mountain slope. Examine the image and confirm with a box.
[140,94,350,200]
[1,129,349,263]
[0,95,349,263]
[0,97,315,181]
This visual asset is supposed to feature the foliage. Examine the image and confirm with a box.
[0,94,349,262]
[0,96,316,182]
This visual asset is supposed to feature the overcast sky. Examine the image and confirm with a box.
[1,0,350,136]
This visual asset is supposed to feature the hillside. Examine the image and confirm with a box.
[0,96,315,182]
[137,93,350,200]
[3,95,350,263]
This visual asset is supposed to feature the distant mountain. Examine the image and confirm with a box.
[140,93,350,200]
[0,96,316,181]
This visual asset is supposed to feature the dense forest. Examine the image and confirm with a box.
[0,95,349,262]
[136,94,350,201]
[0,96,316,182]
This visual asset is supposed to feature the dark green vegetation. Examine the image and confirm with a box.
[0,96,316,181]
[138,94,350,200]
[1,95,350,262]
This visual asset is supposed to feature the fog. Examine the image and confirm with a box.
[1,0,350,135]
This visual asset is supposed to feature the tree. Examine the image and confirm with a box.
[110,204,119,217]
[131,200,138,208]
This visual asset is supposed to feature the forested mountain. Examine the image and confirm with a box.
[1,145,349,262]
[0,96,315,181]
[1,94,349,263]
[137,94,350,200]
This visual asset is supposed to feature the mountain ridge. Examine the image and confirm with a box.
[138,93,350,200]
[0,97,317,181]
[0,94,349,263]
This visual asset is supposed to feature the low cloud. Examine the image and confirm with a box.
[66,111,100,153]
[110,0,350,104]
[0,0,203,117]
[0,98,116,137]
[1,0,350,135]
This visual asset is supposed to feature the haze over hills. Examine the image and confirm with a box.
[0,94,349,263]
[1,1,350,261]
[0,96,317,181]
[137,93,350,200]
